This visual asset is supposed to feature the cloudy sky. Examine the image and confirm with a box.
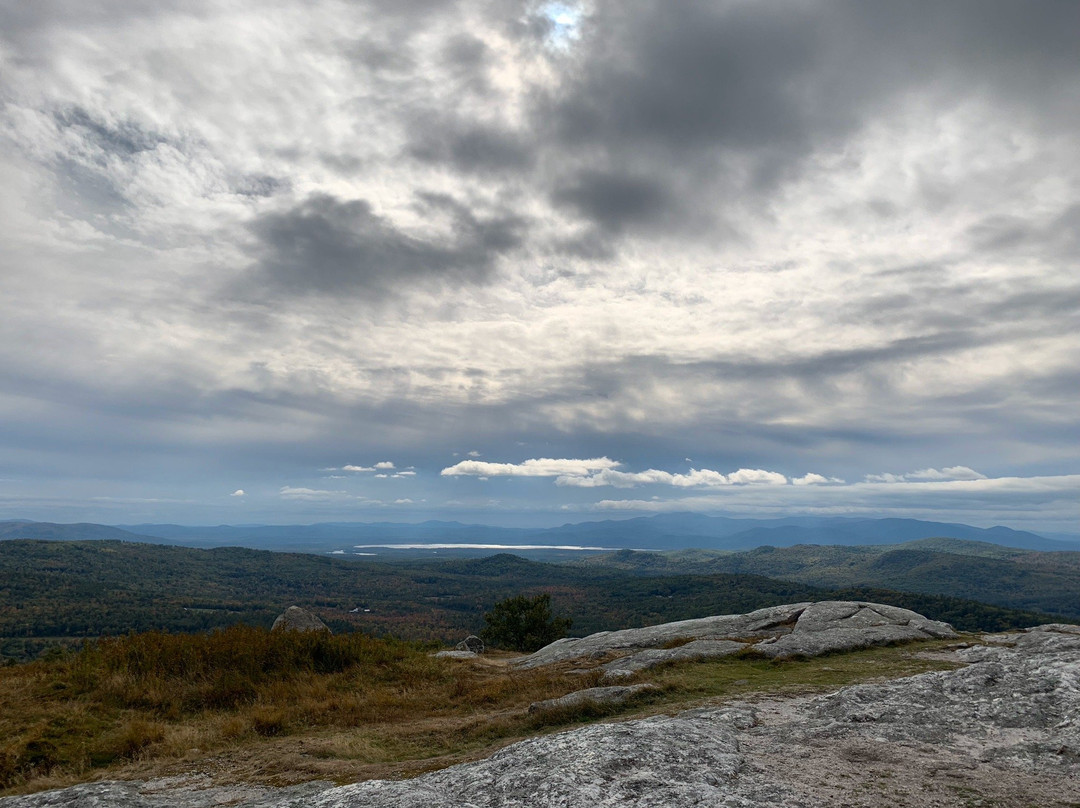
[1,0,1077,531]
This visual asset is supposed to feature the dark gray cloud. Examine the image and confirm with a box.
[0,1,202,38]
[442,33,489,71]
[969,204,1080,263]
[551,170,671,233]
[247,192,526,298]
[547,3,820,155]
[346,39,417,74]
[520,0,1080,233]
[408,120,534,174]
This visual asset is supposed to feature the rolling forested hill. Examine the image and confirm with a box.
[0,539,1059,661]
[576,538,1080,618]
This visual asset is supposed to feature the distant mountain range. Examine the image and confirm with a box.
[1,513,1077,553]
[516,513,1074,552]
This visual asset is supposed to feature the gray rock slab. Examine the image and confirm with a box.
[0,777,331,808]
[1027,622,1080,635]
[528,683,659,714]
[513,601,955,670]
[959,625,1080,662]
[753,623,931,659]
[432,649,478,659]
[296,708,789,808]
[511,602,810,669]
[750,601,957,659]
[798,632,1080,759]
[787,601,956,638]
[600,639,746,678]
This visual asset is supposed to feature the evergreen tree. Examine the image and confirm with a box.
[480,594,571,652]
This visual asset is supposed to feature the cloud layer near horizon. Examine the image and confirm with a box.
[0,1,1077,529]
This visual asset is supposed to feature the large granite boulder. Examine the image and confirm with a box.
[456,635,485,653]
[513,600,956,669]
[752,600,955,659]
[271,606,331,634]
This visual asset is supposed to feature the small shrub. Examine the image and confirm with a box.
[19,739,58,770]
[2,737,62,785]
[88,719,166,767]
[114,719,165,760]
[251,707,290,737]
[219,716,250,740]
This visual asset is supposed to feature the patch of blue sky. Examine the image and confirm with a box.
[541,2,582,47]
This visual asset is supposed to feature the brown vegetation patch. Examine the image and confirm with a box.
[0,627,965,796]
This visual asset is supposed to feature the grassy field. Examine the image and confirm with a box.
[0,626,964,796]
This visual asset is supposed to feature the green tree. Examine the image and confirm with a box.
[480,593,572,652]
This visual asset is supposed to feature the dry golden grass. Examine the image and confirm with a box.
[0,627,965,796]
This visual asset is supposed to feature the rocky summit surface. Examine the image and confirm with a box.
[5,608,1078,807]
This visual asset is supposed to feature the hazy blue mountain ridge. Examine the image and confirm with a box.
[4,514,1073,554]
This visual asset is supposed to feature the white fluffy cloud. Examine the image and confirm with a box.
[339,461,396,473]
[441,457,621,478]
[555,467,789,488]
[445,458,837,489]
[792,473,845,486]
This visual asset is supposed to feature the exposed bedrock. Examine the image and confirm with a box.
[514,600,957,671]
[527,683,660,714]
[511,602,810,670]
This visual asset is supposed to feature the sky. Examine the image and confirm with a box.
[0,0,1077,532]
